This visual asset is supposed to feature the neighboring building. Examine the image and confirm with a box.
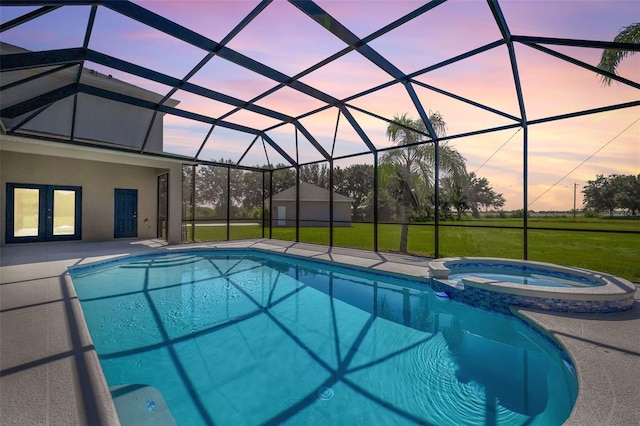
[267,182,354,227]
[0,43,184,245]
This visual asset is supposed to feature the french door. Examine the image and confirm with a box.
[6,183,82,243]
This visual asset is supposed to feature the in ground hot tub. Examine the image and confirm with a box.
[428,257,636,314]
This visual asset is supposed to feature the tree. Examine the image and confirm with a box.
[442,172,505,219]
[459,173,505,217]
[270,165,296,194]
[334,164,374,220]
[300,163,329,188]
[615,174,640,215]
[195,161,231,219]
[374,162,403,222]
[383,112,466,253]
[582,174,640,216]
[239,170,265,217]
[442,174,469,220]
[598,22,640,86]
[583,175,616,215]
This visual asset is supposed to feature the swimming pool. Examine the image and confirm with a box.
[69,249,577,425]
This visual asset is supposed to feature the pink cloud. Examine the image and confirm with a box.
[499,0,638,41]
[223,1,348,77]
[189,57,278,104]
[254,86,328,118]
[90,5,207,78]
[170,90,236,119]
[368,1,503,74]
[223,108,285,131]
[314,0,438,39]
[298,50,394,100]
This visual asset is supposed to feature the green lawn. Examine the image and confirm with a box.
[452,217,640,232]
[186,220,640,283]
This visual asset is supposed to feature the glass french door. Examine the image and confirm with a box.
[6,183,82,243]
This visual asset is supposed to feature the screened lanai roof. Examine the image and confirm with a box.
[1,1,638,177]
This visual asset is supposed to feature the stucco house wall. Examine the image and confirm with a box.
[272,200,297,227]
[0,137,183,245]
[0,43,183,246]
[299,200,352,227]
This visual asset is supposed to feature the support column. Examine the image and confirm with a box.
[329,160,334,247]
[226,167,231,241]
[167,163,184,245]
[373,152,379,252]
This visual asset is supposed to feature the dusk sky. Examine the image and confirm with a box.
[1,0,638,211]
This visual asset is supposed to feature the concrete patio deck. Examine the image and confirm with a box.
[1,239,638,425]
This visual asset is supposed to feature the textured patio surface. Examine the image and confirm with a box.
[515,304,640,426]
[1,239,638,425]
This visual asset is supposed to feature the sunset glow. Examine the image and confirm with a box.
[1,0,637,210]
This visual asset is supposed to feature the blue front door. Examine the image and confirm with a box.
[114,189,137,238]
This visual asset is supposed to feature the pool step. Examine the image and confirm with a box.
[110,384,177,426]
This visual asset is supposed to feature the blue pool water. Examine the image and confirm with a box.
[70,250,577,425]
[447,262,603,288]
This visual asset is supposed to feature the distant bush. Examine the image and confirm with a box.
[195,207,216,219]
[583,209,602,219]
[249,206,263,220]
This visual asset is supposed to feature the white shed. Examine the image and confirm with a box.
[267,182,354,227]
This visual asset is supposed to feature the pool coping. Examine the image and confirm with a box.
[1,238,638,425]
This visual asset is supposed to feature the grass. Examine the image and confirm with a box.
[452,216,640,232]
[186,219,640,283]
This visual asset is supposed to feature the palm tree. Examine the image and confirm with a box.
[598,22,640,86]
[383,112,465,253]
